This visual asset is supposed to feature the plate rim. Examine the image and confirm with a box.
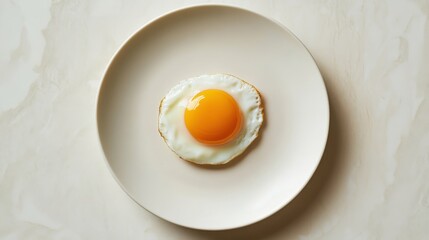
[95,4,330,230]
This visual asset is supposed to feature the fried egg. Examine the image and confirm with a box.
[158,74,263,165]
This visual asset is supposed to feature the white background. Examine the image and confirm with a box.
[1,0,428,239]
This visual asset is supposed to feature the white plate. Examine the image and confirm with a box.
[96,5,329,230]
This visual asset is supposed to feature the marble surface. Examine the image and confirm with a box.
[1,0,428,239]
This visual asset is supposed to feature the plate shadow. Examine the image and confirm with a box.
[164,68,348,239]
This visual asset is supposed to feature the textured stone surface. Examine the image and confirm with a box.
[1,0,428,239]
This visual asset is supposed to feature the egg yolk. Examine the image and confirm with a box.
[184,89,242,145]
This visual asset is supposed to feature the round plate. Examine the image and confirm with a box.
[97,5,329,230]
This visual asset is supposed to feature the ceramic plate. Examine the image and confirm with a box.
[97,5,329,230]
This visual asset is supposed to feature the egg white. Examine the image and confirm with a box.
[158,74,263,165]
